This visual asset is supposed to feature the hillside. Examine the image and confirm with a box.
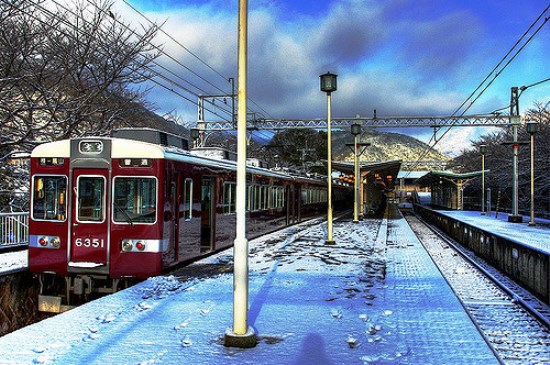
[332,129,450,168]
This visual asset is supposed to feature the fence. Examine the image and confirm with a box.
[0,212,29,247]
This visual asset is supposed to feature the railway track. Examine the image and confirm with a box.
[404,211,550,365]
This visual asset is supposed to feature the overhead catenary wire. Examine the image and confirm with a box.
[118,0,275,121]
[78,0,235,116]
[490,76,550,114]
[10,0,234,122]
[120,0,230,84]
[403,4,550,177]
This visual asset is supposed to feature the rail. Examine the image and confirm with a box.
[0,212,29,248]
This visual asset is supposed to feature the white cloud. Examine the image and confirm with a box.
[105,0,547,153]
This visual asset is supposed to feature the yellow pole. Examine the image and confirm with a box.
[529,133,536,226]
[224,0,256,348]
[326,93,334,244]
[481,152,485,215]
[353,133,359,223]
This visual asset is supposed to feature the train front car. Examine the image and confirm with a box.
[29,136,166,311]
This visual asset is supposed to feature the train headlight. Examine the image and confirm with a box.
[135,241,145,251]
[50,237,61,248]
[121,239,133,252]
[39,237,48,246]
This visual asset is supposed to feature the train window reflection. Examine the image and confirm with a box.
[223,182,236,214]
[32,175,67,221]
[113,177,157,224]
[183,179,193,220]
[77,176,105,222]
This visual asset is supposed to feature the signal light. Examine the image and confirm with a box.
[136,241,145,251]
[39,237,48,246]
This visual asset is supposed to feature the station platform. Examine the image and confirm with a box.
[433,209,550,254]
[0,206,499,365]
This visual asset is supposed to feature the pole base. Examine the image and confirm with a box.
[325,240,336,245]
[528,221,536,226]
[224,327,257,348]
[353,220,360,224]
[507,215,523,223]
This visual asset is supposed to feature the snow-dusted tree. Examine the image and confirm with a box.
[450,101,549,217]
[268,129,328,173]
[0,0,160,211]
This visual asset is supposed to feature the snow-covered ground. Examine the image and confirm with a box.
[437,210,550,254]
[0,214,499,364]
[0,250,26,275]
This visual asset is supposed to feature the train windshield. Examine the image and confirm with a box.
[77,176,106,222]
[32,175,67,221]
[113,177,157,224]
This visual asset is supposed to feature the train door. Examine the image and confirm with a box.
[286,185,294,225]
[295,185,302,222]
[170,177,179,262]
[200,177,215,252]
[70,168,109,272]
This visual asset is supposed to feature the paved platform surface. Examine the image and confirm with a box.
[435,209,550,254]
[0,207,499,364]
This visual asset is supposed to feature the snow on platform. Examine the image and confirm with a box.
[435,210,550,255]
[0,250,26,275]
[0,212,498,365]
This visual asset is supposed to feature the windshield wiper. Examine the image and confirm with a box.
[114,201,134,227]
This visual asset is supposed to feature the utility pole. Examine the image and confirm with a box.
[508,87,522,223]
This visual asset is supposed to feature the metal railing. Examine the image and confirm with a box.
[0,212,29,247]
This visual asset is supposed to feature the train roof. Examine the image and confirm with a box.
[31,137,330,184]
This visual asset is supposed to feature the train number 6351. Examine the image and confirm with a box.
[75,237,105,248]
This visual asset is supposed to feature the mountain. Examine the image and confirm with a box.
[331,129,450,168]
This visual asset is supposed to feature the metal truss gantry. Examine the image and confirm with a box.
[195,114,520,132]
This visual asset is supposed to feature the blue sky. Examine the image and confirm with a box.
[114,0,550,154]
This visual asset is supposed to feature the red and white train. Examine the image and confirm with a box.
[28,129,351,311]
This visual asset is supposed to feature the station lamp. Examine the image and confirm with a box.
[320,72,337,244]
[320,72,337,94]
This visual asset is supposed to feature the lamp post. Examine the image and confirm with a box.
[480,144,486,215]
[526,121,539,226]
[351,123,361,223]
[320,72,337,245]
[224,0,256,348]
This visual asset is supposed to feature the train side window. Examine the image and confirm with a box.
[32,175,67,221]
[113,177,157,224]
[77,176,106,222]
[246,186,252,211]
[301,189,308,205]
[223,182,236,214]
[183,178,193,220]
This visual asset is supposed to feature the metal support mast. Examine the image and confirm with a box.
[508,87,522,223]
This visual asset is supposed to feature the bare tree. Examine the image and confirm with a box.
[0,0,160,210]
[450,101,550,217]
[0,0,159,151]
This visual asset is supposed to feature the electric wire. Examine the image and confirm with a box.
[120,0,230,84]
[119,0,275,121]
[78,0,234,117]
[490,76,550,114]
[403,4,550,177]
[14,0,233,122]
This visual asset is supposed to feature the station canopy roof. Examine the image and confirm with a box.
[397,171,429,179]
[416,170,489,187]
[331,160,402,179]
